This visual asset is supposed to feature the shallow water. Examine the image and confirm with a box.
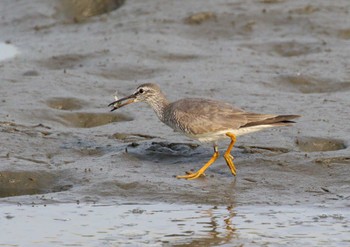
[0,43,18,61]
[1,202,349,247]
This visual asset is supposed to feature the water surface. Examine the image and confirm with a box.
[1,203,349,246]
[0,43,18,61]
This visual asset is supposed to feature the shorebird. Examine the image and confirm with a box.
[108,83,300,180]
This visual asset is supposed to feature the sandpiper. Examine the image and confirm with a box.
[108,83,300,179]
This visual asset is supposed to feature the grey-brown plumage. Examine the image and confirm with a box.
[109,83,300,179]
[163,98,298,139]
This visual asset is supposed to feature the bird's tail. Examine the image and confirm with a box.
[241,114,301,128]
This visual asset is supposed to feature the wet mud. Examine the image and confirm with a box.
[296,136,346,152]
[59,0,125,22]
[276,75,350,94]
[46,97,87,110]
[0,0,349,246]
[0,170,57,197]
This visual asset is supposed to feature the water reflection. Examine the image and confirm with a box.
[173,205,237,247]
[0,202,348,246]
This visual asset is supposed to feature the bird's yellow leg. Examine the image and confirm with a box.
[223,132,237,176]
[177,146,219,180]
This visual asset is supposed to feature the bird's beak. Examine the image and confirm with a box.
[108,94,136,112]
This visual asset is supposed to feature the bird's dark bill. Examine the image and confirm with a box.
[108,94,135,111]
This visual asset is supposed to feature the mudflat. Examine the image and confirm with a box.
[0,0,349,246]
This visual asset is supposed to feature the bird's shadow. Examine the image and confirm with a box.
[125,141,210,164]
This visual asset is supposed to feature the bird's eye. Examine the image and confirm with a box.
[139,88,144,94]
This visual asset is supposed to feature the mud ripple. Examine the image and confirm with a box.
[113,181,140,190]
[159,53,200,62]
[0,170,71,198]
[111,132,157,143]
[315,156,350,165]
[147,142,200,155]
[124,141,203,164]
[92,66,166,81]
[338,29,350,40]
[38,54,90,70]
[60,0,125,22]
[296,136,346,152]
[288,5,320,15]
[184,12,217,25]
[244,41,323,57]
[57,112,133,128]
[275,75,350,93]
[22,70,39,76]
[237,145,290,154]
[46,97,86,110]
[61,139,106,157]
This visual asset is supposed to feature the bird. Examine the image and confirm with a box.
[108,83,300,180]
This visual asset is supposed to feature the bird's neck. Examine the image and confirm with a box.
[147,93,169,121]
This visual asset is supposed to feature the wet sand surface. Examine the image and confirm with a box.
[0,0,349,246]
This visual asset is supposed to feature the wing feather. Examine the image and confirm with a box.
[163,98,248,135]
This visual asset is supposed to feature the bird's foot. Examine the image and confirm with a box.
[177,151,219,180]
[225,153,234,160]
[223,153,236,176]
[176,171,206,180]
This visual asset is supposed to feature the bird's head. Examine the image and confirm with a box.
[108,83,162,111]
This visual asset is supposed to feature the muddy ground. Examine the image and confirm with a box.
[0,0,349,245]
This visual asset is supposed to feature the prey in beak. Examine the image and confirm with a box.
[108,94,136,112]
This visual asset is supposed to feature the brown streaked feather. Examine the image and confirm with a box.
[163,98,300,135]
[164,98,246,135]
[241,114,301,128]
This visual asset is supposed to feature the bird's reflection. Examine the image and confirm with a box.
[173,204,237,247]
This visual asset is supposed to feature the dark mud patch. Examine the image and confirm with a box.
[237,145,290,154]
[61,139,106,157]
[146,142,200,155]
[95,180,155,197]
[0,121,52,137]
[59,0,125,22]
[125,141,203,164]
[57,112,133,128]
[158,53,201,62]
[138,49,203,63]
[287,4,320,14]
[110,181,140,190]
[0,170,71,198]
[274,75,350,93]
[183,10,317,41]
[338,28,350,40]
[46,97,87,110]
[259,0,282,3]
[22,70,39,76]
[38,54,91,70]
[90,65,166,81]
[243,40,324,57]
[296,136,346,152]
[183,12,251,40]
[315,156,350,165]
[184,12,217,25]
[36,50,110,70]
[111,132,157,143]
[34,110,133,128]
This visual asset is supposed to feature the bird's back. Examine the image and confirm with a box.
[162,98,299,140]
[162,98,249,136]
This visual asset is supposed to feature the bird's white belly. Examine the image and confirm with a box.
[187,125,275,143]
